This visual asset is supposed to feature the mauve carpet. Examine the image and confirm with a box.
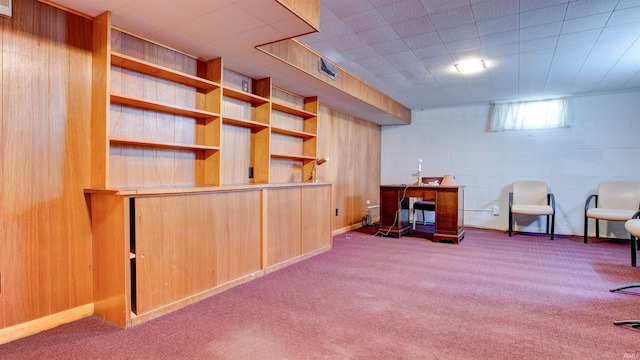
[1,226,639,359]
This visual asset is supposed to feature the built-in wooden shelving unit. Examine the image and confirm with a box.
[89,11,331,331]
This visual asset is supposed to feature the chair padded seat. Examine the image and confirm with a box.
[625,219,640,237]
[586,208,637,221]
[511,204,553,216]
[414,200,435,211]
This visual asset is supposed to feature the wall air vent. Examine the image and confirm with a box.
[318,57,338,80]
[0,0,10,18]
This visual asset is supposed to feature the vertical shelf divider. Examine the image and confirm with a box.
[91,11,112,189]
[199,57,223,186]
[253,77,272,184]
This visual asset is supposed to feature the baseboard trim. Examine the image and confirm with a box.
[333,223,364,236]
[0,303,94,345]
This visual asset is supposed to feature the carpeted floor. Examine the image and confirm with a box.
[1,226,639,359]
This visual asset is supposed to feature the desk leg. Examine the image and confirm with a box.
[433,189,464,244]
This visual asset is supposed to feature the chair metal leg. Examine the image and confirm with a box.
[596,219,600,239]
[611,283,640,292]
[613,320,640,328]
[545,215,549,235]
[584,215,589,243]
[632,235,637,268]
[412,208,416,231]
[508,210,513,237]
[550,212,555,240]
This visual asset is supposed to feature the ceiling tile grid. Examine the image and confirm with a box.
[297,0,640,109]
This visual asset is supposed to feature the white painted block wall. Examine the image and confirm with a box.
[381,91,640,237]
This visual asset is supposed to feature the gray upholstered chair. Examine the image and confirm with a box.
[584,181,640,244]
[610,211,640,327]
[509,180,555,239]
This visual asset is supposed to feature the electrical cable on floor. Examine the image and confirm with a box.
[373,184,410,237]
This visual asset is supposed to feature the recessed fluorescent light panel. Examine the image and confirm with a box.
[454,60,486,74]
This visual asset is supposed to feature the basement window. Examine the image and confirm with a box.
[489,97,571,131]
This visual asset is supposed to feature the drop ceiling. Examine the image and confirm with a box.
[47,0,640,124]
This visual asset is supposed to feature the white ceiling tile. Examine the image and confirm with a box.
[421,0,471,15]
[437,23,479,43]
[235,0,292,24]
[600,22,640,40]
[520,0,570,12]
[429,6,475,30]
[519,49,555,70]
[480,30,519,47]
[556,29,600,46]
[324,0,376,18]
[608,7,640,26]
[412,44,449,59]
[200,4,265,33]
[343,9,388,32]
[483,42,519,58]
[331,34,369,52]
[445,38,483,53]
[390,16,435,37]
[238,25,287,46]
[551,44,592,67]
[520,37,559,53]
[520,4,567,28]
[377,0,428,24]
[357,25,400,45]
[371,39,411,55]
[616,39,640,66]
[472,0,519,21]
[171,17,232,44]
[403,32,442,50]
[384,51,420,65]
[520,22,563,41]
[387,57,428,73]
[111,10,165,37]
[476,15,519,36]
[616,0,640,10]
[310,19,351,40]
[165,0,231,17]
[340,46,380,61]
[560,13,611,34]
[565,0,618,19]
[421,55,455,68]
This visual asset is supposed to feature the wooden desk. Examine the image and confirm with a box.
[379,185,465,244]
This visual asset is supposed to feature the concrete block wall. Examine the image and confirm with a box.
[381,90,640,237]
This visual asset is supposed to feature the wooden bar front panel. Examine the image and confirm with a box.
[133,190,262,315]
[266,188,302,267]
[301,185,332,254]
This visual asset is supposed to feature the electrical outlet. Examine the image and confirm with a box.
[493,206,500,216]
[248,167,254,179]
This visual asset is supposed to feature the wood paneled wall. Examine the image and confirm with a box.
[0,0,93,329]
[317,106,381,232]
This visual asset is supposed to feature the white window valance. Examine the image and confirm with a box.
[489,97,571,131]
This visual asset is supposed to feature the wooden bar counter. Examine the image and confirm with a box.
[378,184,465,244]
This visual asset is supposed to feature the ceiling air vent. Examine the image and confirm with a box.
[0,0,10,17]
[318,57,338,80]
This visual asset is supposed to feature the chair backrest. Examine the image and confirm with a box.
[512,180,548,206]
[597,181,640,210]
